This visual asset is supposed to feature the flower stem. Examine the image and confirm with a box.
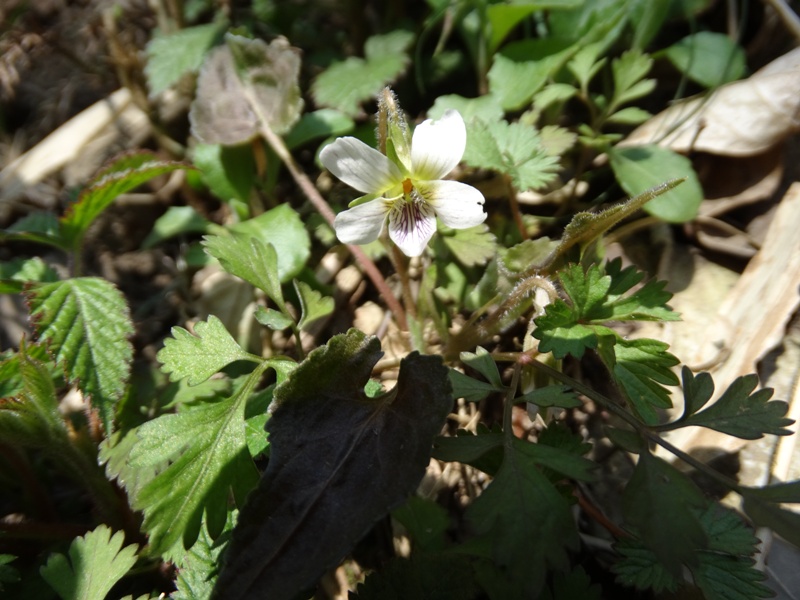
[390,242,417,321]
[257,123,408,330]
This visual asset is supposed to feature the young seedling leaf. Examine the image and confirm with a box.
[128,362,276,560]
[465,436,580,596]
[190,34,303,144]
[229,203,311,283]
[141,205,212,249]
[294,280,334,331]
[60,152,191,250]
[608,145,703,223]
[145,22,224,96]
[311,31,414,117]
[40,525,138,600]
[26,277,134,430]
[212,329,453,600]
[604,258,679,321]
[462,119,560,192]
[157,315,261,385]
[0,256,58,293]
[622,452,707,575]
[681,373,793,439]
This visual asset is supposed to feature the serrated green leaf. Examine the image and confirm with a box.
[157,315,260,385]
[311,31,414,117]
[0,256,58,293]
[0,344,63,447]
[40,525,138,600]
[692,552,772,600]
[609,145,703,223]
[466,436,580,595]
[463,119,560,192]
[609,337,680,424]
[604,258,679,321]
[229,203,311,283]
[145,22,224,96]
[440,224,497,267]
[622,452,707,575]
[699,504,759,556]
[284,109,355,149]
[26,277,134,430]
[192,143,256,206]
[664,31,746,88]
[681,373,793,439]
[190,34,303,144]
[212,329,453,600]
[60,152,191,250]
[613,538,680,593]
[172,514,229,598]
[128,363,273,559]
[294,280,334,331]
[141,205,212,249]
[534,301,602,359]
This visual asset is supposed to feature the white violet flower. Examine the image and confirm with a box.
[320,109,486,257]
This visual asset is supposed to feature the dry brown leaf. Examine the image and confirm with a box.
[622,47,800,156]
[660,182,800,457]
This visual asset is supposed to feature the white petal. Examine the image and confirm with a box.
[388,201,437,257]
[320,137,402,194]
[334,198,390,245]
[410,109,467,181]
[422,180,486,229]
